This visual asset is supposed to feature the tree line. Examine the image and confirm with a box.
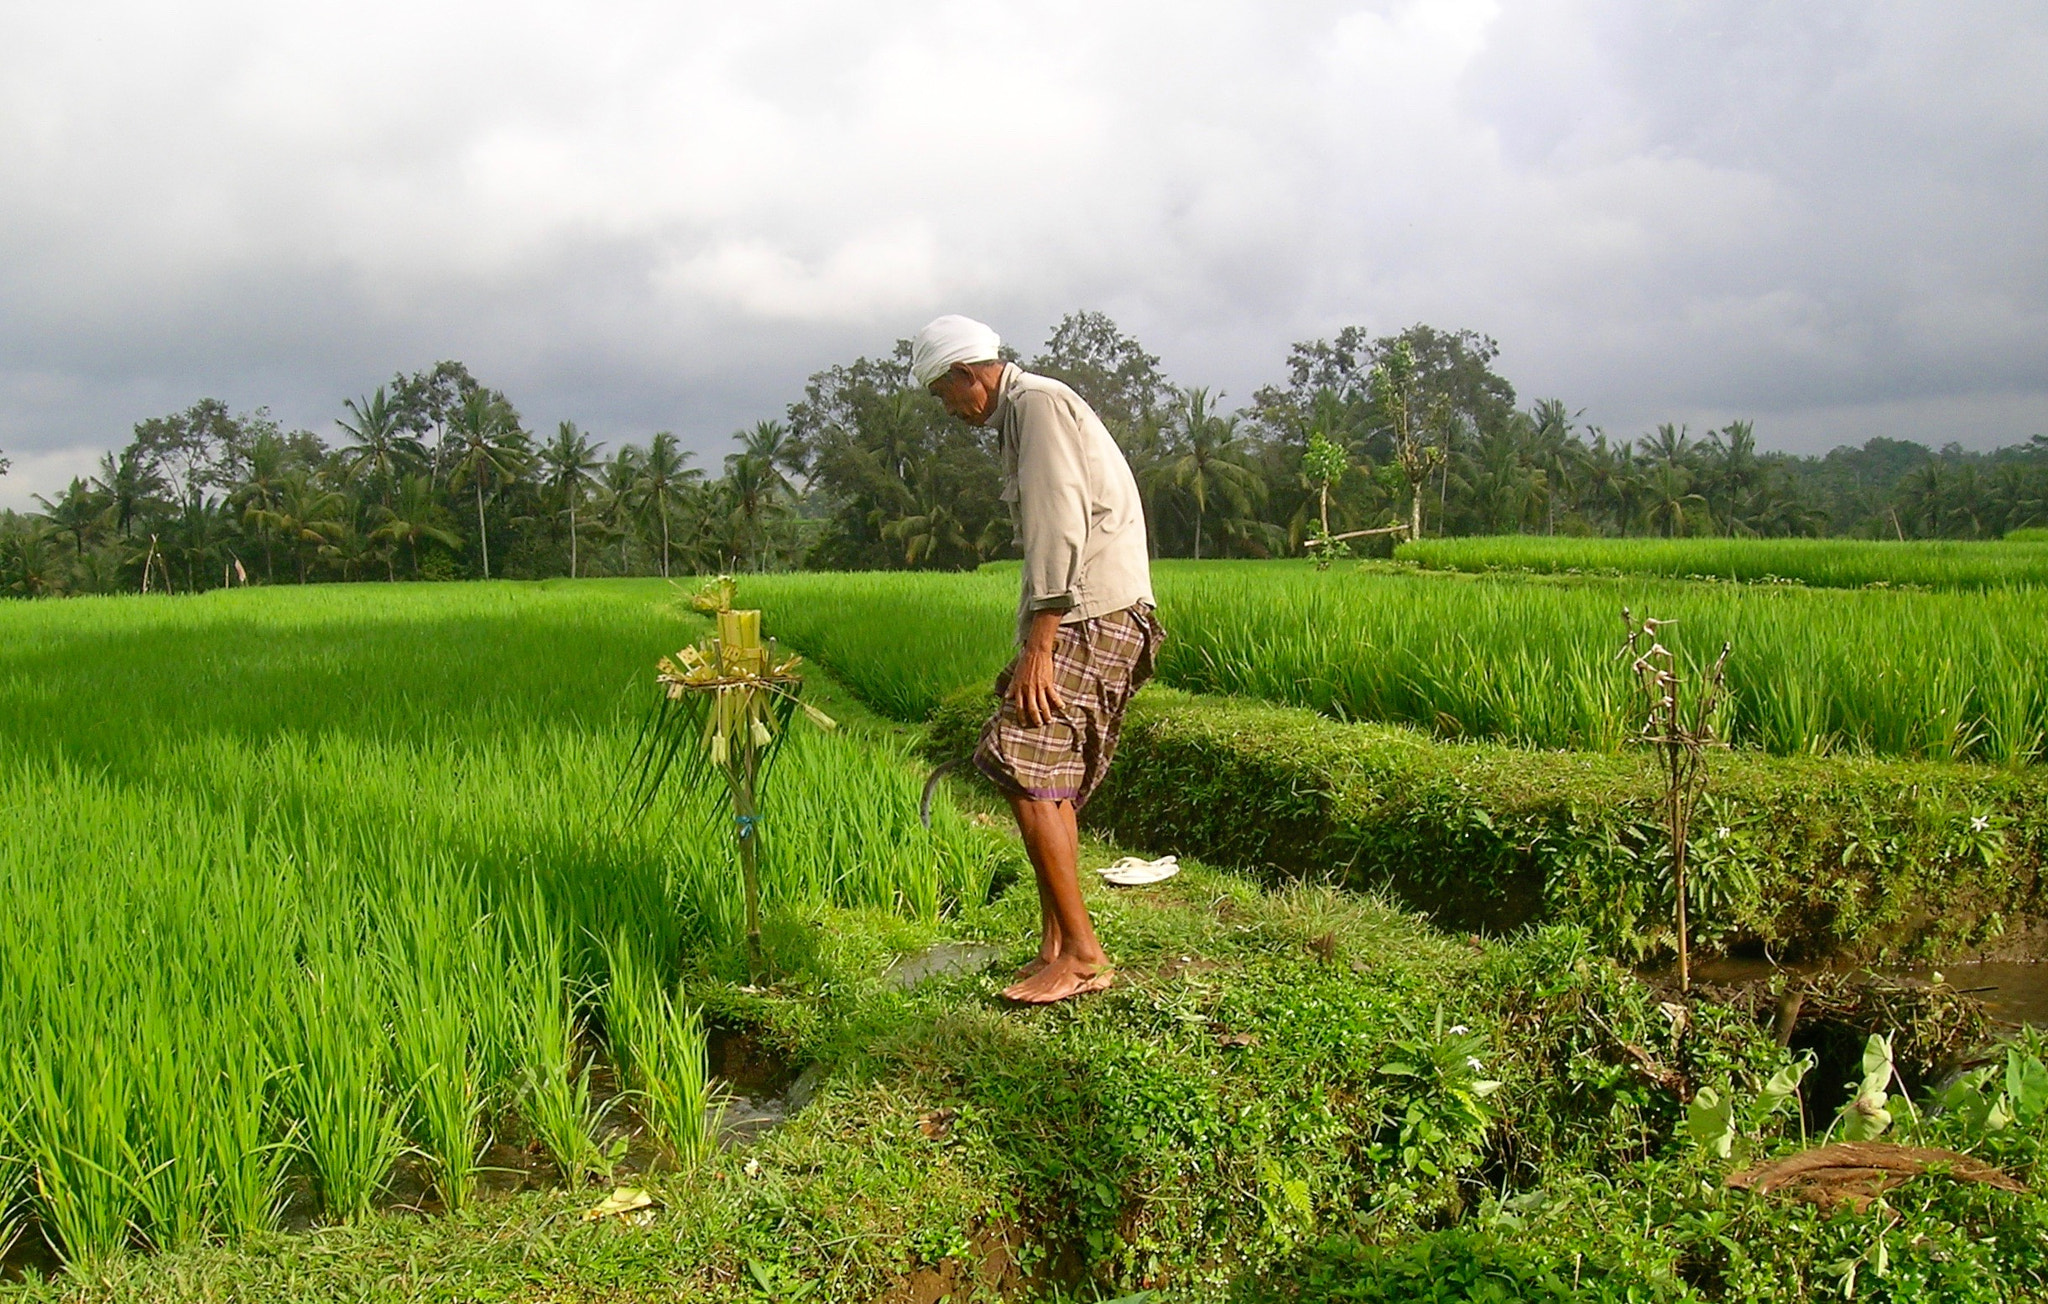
[3,314,2045,596]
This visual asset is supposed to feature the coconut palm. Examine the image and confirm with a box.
[540,421,605,578]
[446,390,531,580]
[740,419,806,489]
[248,471,345,583]
[370,475,463,578]
[1643,460,1709,539]
[230,432,292,582]
[597,446,644,575]
[630,433,701,578]
[0,519,63,597]
[1527,399,1584,534]
[338,387,425,508]
[1161,388,1262,560]
[32,479,108,556]
[91,448,165,541]
[880,462,972,567]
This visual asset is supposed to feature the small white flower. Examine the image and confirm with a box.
[1715,826,1731,840]
[1466,1056,1485,1074]
[1447,1024,1469,1035]
[1971,816,1990,833]
[744,1157,761,1178]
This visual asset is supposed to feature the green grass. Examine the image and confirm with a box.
[7,574,2048,1299]
[0,580,997,1264]
[1398,534,2048,589]
[745,561,2048,764]
[9,862,2047,1302]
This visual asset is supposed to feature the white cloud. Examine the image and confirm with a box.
[1,0,2045,506]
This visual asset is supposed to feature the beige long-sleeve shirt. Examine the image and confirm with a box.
[985,364,1154,641]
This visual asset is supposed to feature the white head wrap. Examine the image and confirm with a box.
[909,315,1002,388]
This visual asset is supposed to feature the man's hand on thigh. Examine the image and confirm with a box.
[1010,609,1068,726]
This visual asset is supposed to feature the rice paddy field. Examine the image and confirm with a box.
[748,560,2048,763]
[1397,535,2048,590]
[0,582,996,1266]
[7,550,2048,1298]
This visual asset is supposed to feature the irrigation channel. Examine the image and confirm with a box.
[4,568,2048,1300]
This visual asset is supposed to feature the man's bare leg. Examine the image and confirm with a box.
[1017,867,1063,977]
[1001,796,1110,1003]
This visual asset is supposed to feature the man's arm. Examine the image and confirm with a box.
[1010,607,1066,727]
[1014,393,1090,620]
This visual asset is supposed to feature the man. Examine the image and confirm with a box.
[911,314,1163,1005]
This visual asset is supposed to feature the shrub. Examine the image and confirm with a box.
[932,686,2048,960]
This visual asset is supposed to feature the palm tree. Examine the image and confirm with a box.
[249,471,345,583]
[32,478,107,556]
[630,432,701,578]
[1702,421,1761,534]
[370,475,463,578]
[597,446,643,574]
[1640,423,1696,471]
[446,390,531,580]
[317,521,374,582]
[91,448,164,541]
[722,418,807,570]
[880,459,973,567]
[0,519,63,597]
[740,419,806,490]
[231,432,291,581]
[1527,399,1584,534]
[1643,460,1708,538]
[338,387,425,507]
[1464,418,1543,534]
[1162,388,1262,560]
[540,421,604,578]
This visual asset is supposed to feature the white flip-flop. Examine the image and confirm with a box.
[1098,854,1179,886]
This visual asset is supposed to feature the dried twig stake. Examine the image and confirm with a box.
[1620,608,1730,991]
[628,576,835,979]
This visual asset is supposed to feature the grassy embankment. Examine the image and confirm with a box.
[1397,535,2048,591]
[4,579,2047,1302]
[750,562,2048,959]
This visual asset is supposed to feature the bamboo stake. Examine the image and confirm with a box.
[1304,523,1412,548]
[1620,609,1730,992]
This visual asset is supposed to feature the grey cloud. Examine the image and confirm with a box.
[3,0,2046,509]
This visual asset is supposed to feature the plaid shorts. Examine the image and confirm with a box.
[974,603,1164,808]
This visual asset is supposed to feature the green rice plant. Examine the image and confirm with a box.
[0,579,1066,1262]
[205,1022,290,1237]
[0,1064,24,1262]
[380,867,491,1213]
[601,935,719,1167]
[740,571,1015,720]
[742,562,2048,764]
[289,937,404,1221]
[1399,534,2048,590]
[506,898,609,1186]
[389,991,482,1213]
[127,1021,212,1251]
[21,993,141,1265]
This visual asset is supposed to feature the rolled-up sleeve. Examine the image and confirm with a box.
[1014,394,1090,612]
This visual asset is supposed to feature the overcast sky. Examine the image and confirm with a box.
[3,0,2045,508]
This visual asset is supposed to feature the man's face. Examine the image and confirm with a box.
[928,363,999,425]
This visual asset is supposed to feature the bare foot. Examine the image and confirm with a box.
[1016,919,1063,977]
[1001,955,1114,1005]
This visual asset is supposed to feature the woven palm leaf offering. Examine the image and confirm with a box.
[628,575,834,979]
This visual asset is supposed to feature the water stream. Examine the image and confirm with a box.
[1689,957,2048,1026]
